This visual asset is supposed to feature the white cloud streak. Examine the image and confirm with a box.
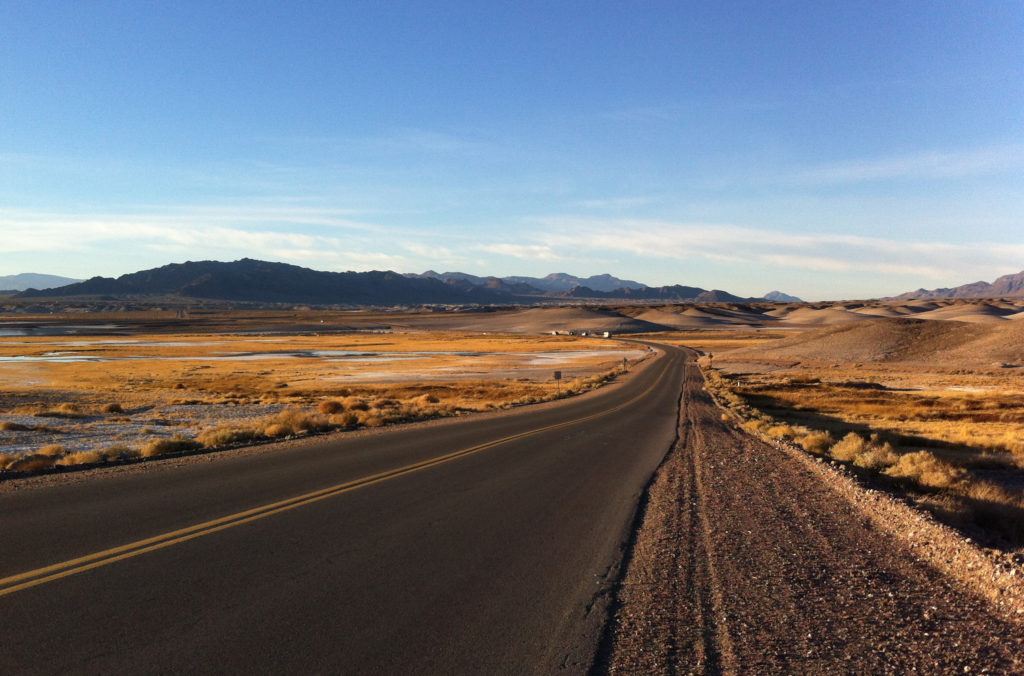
[477,243,563,260]
[532,217,1024,283]
[789,144,1024,184]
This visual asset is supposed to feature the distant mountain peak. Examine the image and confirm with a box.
[0,273,82,292]
[891,270,1024,300]
[763,290,803,302]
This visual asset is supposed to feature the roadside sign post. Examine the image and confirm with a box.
[554,370,562,395]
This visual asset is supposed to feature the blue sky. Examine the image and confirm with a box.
[2,1,1022,300]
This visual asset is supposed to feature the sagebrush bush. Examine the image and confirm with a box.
[56,449,106,466]
[342,396,369,411]
[830,433,867,462]
[767,424,796,440]
[885,451,967,490]
[141,435,202,458]
[36,444,67,457]
[318,400,344,415]
[6,453,56,472]
[100,403,124,414]
[853,442,899,470]
[197,425,261,448]
[799,431,834,455]
[0,421,31,431]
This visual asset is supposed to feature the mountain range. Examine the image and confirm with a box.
[0,273,81,292]
[10,259,793,305]
[891,270,1024,300]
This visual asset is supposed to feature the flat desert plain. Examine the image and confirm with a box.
[0,308,648,472]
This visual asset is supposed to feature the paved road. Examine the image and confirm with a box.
[0,344,685,674]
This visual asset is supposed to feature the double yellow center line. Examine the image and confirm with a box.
[0,352,672,598]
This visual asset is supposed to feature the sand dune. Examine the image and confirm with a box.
[400,306,665,334]
[771,306,873,326]
[910,302,1016,323]
[728,316,1024,367]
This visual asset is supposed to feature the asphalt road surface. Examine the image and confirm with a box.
[0,343,685,675]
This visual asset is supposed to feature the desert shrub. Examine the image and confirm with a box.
[830,433,868,462]
[270,407,331,435]
[36,444,67,457]
[416,393,441,405]
[741,419,768,434]
[100,403,124,414]
[264,423,291,438]
[141,435,202,458]
[330,412,360,428]
[0,421,32,431]
[853,442,899,470]
[800,431,835,455]
[885,451,967,490]
[197,425,262,448]
[360,415,385,428]
[6,453,56,472]
[767,424,796,440]
[0,452,16,469]
[343,396,369,411]
[34,402,88,419]
[318,400,344,415]
[100,444,138,460]
[56,449,106,466]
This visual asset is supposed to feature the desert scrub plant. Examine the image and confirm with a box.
[56,449,106,466]
[885,451,968,490]
[34,402,88,419]
[197,425,262,448]
[141,435,203,458]
[318,399,344,415]
[853,441,899,470]
[100,402,124,414]
[799,431,835,455]
[36,444,67,457]
[330,412,360,428]
[0,452,16,469]
[343,396,369,411]
[741,419,769,435]
[0,421,32,431]
[766,424,797,440]
[830,432,868,462]
[100,444,139,461]
[5,453,57,472]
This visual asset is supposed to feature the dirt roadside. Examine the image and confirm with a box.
[600,350,1024,674]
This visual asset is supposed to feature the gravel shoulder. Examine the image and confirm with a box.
[603,349,1024,674]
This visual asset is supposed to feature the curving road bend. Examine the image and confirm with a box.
[0,344,686,674]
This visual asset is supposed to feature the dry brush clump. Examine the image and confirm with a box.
[140,435,203,457]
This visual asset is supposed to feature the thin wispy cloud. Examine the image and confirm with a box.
[0,208,412,273]
[532,217,1024,284]
[477,243,563,261]
[789,144,1024,185]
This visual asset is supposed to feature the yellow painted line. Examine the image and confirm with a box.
[0,351,675,598]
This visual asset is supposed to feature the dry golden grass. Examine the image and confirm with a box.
[702,339,1024,547]
[0,320,639,474]
[5,454,56,472]
[140,436,203,457]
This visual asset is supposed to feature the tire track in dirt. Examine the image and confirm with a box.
[601,349,1024,674]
